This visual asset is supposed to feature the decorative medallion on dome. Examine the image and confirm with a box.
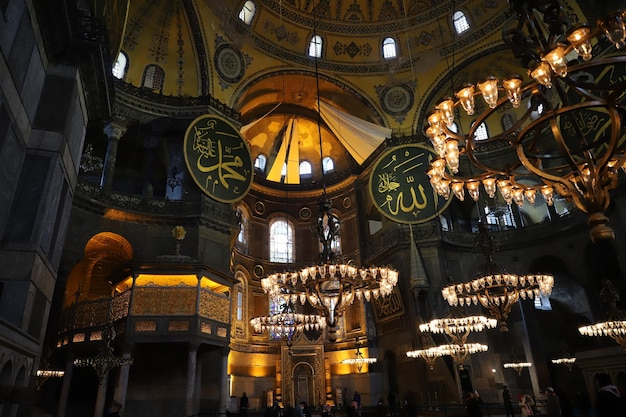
[369,144,452,224]
[215,43,247,83]
[378,83,414,117]
[183,115,253,203]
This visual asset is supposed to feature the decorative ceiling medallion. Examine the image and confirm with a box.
[369,143,452,224]
[380,84,414,116]
[183,114,253,203]
[299,206,312,220]
[254,201,265,215]
[215,44,245,83]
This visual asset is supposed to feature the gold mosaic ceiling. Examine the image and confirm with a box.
[109,0,511,185]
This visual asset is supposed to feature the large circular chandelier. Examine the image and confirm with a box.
[250,300,326,347]
[578,280,626,350]
[425,4,626,243]
[419,315,497,345]
[407,343,488,367]
[440,225,554,332]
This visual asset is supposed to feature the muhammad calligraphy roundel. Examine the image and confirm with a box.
[184,114,253,203]
[368,143,452,224]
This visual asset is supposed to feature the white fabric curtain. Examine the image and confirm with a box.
[319,100,390,165]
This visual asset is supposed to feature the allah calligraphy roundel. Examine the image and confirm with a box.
[368,143,452,224]
[184,114,253,203]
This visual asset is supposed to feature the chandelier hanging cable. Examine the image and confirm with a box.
[341,337,377,373]
[440,224,554,332]
[425,3,626,244]
[260,13,399,343]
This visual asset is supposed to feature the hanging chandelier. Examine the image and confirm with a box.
[419,315,497,346]
[551,357,576,370]
[425,3,626,243]
[341,338,377,373]
[440,225,554,332]
[73,325,133,384]
[503,361,532,375]
[578,280,626,349]
[259,18,399,342]
[250,298,326,347]
[407,343,488,367]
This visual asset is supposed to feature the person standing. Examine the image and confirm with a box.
[387,392,397,417]
[545,387,561,417]
[595,373,626,417]
[353,391,361,417]
[502,386,514,417]
[240,392,249,417]
[465,392,483,417]
[519,393,534,417]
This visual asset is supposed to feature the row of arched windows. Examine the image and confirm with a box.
[112,52,165,92]
[254,155,335,178]
[238,1,471,59]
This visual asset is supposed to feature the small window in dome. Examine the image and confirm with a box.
[382,37,397,59]
[112,52,128,79]
[453,11,470,34]
[472,121,489,141]
[254,154,267,172]
[239,1,256,25]
[142,64,165,93]
[322,157,334,173]
[299,161,312,178]
[281,162,287,178]
[309,35,323,58]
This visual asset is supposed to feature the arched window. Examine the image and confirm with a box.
[309,35,323,58]
[473,121,489,141]
[254,154,267,172]
[453,11,470,34]
[299,161,312,178]
[322,156,334,173]
[237,291,243,320]
[281,162,287,178]
[269,219,294,263]
[382,37,397,59]
[142,64,165,92]
[238,1,256,25]
[502,114,515,130]
[112,52,128,79]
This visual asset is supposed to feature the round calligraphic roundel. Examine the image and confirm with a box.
[184,114,253,203]
[368,143,452,224]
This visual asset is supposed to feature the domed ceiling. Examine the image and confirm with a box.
[108,0,512,188]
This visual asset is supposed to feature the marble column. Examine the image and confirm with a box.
[94,373,110,417]
[114,349,133,416]
[56,353,75,417]
[186,343,200,417]
[219,347,230,415]
[100,121,127,191]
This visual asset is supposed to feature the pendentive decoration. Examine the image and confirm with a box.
[184,114,253,203]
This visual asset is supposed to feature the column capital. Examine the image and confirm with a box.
[104,122,127,141]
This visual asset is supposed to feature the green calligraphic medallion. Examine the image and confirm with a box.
[369,144,452,224]
[184,115,253,203]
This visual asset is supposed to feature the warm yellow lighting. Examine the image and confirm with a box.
[578,321,626,349]
[551,357,576,370]
[407,343,488,366]
[529,61,553,87]
[477,77,499,108]
[503,76,523,108]
[436,98,456,127]
[419,316,496,346]
[466,181,480,202]
[455,84,475,115]
[542,44,568,77]
[37,370,65,378]
[599,10,626,49]
[503,362,532,375]
[566,24,593,61]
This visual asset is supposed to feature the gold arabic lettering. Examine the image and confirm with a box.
[196,138,247,191]
[380,184,429,216]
